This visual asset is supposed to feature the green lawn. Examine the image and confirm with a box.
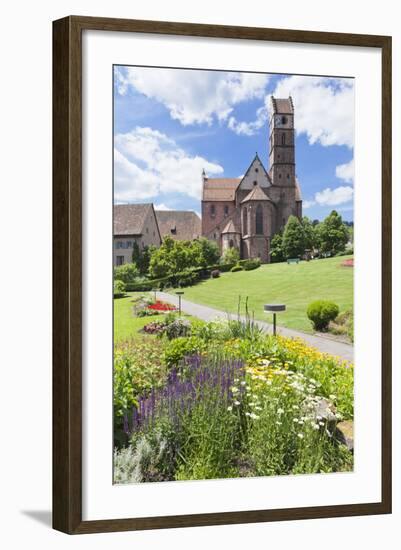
[114,292,191,342]
[114,292,156,342]
[170,256,353,333]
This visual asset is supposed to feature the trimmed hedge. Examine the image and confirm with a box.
[230,264,243,272]
[123,259,261,292]
[239,258,262,271]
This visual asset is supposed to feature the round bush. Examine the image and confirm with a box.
[307,300,340,331]
[211,269,220,279]
[113,279,126,298]
[230,264,243,273]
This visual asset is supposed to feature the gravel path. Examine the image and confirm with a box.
[157,291,354,362]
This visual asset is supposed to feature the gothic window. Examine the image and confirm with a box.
[256,204,263,235]
[229,239,234,248]
[281,133,285,145]
[279,173,282,179]
[253,180,257,186]
[243,207,248,235]
[224,205,229,216]
[255,167,259,173]
[210,204,216,217]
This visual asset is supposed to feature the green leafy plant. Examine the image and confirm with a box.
[163,336,206,367]
[242,258,261,271]
[222,247,240,265]
[230,264,243,272]
[307,300,340,331]
[113,279,126,298]
[282,215,306,259]
[164,318,192,340]
[114,262,139,284]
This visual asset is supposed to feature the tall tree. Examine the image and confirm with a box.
[196,237,221,267]
[132,242,154,275]
[282,215,306,259]
[317,210,349,256]
[302,216,317,250]
[270,231,285,263]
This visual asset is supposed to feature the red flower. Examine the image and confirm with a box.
[147,300,176,312]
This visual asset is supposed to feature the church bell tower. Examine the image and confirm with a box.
[269,96,295,188]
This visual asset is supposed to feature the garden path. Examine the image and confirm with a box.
[157,291,354,362]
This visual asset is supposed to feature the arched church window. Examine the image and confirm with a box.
[256,204,263,235]
[281,133,285,145]
[243,207,248,235]
[210,205,215,217]
[229,239,234,248]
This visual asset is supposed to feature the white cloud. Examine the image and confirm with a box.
[114,126,223,203]
[335,159,354,183]
[116,67,269,126]
[154,203,172,211]
[315,186,354,206]
[303,199,316,209]
[227,105,267,136]
[271,76,354,148]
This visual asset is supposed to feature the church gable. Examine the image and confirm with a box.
[237,154,272,192]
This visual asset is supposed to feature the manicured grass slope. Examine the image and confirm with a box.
[172,256,353,333]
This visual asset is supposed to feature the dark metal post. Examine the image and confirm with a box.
[264,304,286,337]
[176,291,184,316]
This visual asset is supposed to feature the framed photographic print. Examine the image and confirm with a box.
[53,16,392,534]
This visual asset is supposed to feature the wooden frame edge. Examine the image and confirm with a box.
[52,15,392,535]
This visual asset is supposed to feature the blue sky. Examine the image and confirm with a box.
[113,67,354,221]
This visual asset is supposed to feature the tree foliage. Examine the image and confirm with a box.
[222,246,240,265]
[132,242,155,275]
[316,210,349,256]
[282,215,306,259]
[148,236,220,279]
[114,262,139,283]
[197,237,221,267]
[270,231,285,263]
[302,216,317,250]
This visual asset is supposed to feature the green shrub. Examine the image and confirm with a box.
[164,318,192,340]
[307,300,340,331]
[242,258,261,271]
[217,262,236,273]
[114,262,139,283]
[222,247,240,265]
[113,279,126,297]
[175,268,200,287]
[163,336,206,367]
[230,264,243,272]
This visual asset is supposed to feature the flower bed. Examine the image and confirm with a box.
[147,300,176,312]
[341,258,354,267]
[114,316,354,482]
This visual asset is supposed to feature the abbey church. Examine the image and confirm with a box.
[201,96,302,263]
[113,97,302,266]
